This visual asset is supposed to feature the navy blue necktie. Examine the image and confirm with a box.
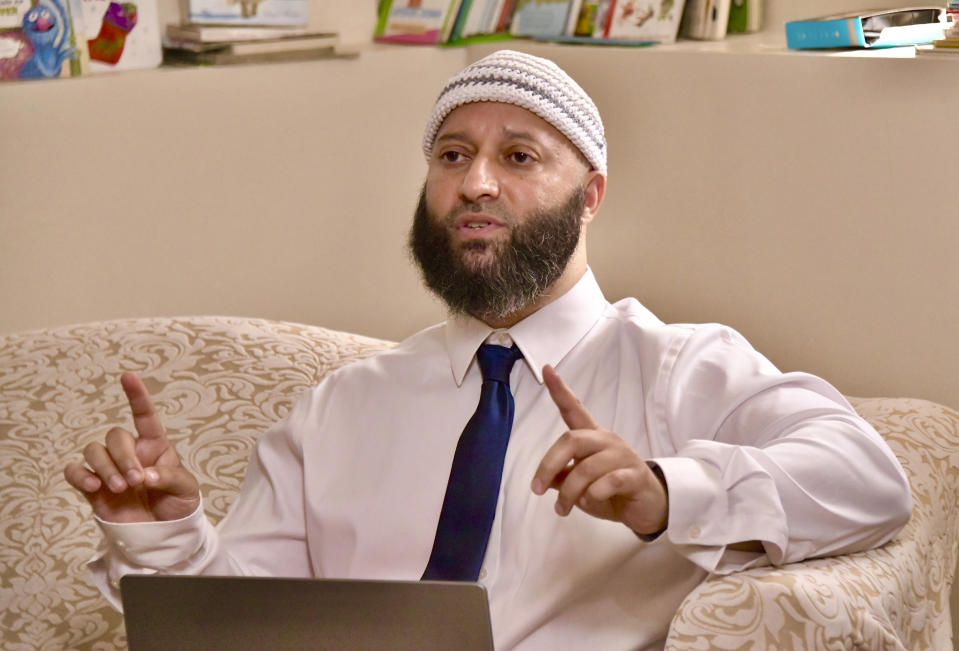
[422,344,524,581]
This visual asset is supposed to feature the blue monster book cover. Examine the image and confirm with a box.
[0,0,89,80]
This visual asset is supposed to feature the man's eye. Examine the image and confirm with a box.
[509,152,532,164]
[440,151,463,163]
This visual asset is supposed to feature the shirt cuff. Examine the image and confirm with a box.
[636,461,668,542]
[649,455,780,573]
[94,502,210,568]
[88,502,212,610]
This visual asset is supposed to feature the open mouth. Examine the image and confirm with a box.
[464,220,493,230]
[453,212,506,238]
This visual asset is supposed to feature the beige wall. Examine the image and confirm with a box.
[0,47,455,342]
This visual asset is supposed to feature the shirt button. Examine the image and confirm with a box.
[478,568,488,580]
[689,525,701,539]
[115,540,127,549]
[111,578,120,589]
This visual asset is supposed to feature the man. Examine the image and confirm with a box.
[64,50,911,649]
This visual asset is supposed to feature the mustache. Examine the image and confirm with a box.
[442,201,514,227]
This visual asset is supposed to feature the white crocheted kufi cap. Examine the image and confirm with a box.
[422,50,607,175]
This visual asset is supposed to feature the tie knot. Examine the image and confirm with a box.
[476,344,523,384]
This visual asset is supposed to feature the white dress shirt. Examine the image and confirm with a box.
[91,269,911,650]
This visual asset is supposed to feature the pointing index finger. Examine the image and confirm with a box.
[120,372,166,440]
[543,364,599,431]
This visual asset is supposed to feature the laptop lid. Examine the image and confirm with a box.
[120,575,494,651]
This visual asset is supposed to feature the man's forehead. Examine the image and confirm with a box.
[436,101,576,148]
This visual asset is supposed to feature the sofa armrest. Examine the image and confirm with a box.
[0,317,394,649]
[665,397,959,650]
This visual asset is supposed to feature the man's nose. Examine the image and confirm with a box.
[459,157,499,203]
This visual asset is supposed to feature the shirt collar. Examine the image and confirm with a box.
[445,268,609,386]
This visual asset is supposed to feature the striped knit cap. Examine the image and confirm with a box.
[423,50,607,174]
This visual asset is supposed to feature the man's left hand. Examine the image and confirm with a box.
[531,365,669,537]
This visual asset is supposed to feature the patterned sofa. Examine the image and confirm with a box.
[1,316,957,650]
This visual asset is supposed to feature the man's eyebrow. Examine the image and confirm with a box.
[434,131,471,145]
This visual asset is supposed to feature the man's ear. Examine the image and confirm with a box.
[581,171,606,226]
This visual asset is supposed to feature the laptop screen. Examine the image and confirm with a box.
[121,575,494,650]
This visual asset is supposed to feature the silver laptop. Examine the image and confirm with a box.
[120,575,494,650]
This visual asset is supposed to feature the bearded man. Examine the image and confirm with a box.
[65,50,910,650]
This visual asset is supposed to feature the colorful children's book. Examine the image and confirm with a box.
[0,0,88,79]
[494,0,516,31]
[603,0,686,43]
[375,0,459,44]
[459,0,488,37]
[564,0,586,34]
[82,0,161,71]
[510,0,573,38]
[679,0,729,40]
[186,0,308,26]
[446,0,472,41]
[448,0,515,41]
[440,0,464,41]
[726,0,760,33]
[590,0,613,36]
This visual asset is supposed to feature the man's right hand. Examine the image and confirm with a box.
[64,372,201,523]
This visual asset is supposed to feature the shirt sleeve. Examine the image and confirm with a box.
[647,324,911,575]
[87,390,317,609]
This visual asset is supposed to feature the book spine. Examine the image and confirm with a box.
[727,0,748,33]
[785,17,864,49]
[374,0,393,36]
[601,0,616,38]
[495,0,516,31]
[564,0,584,35]
[460,0,482,36]
[441,0,464,41]
[448,0,474,42]
[681,0,730,40]
[481,0,500,33]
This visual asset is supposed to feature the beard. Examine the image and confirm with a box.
[408,184,584,322]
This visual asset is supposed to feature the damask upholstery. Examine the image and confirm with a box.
[665,397,959,650]
[1,316,956,650]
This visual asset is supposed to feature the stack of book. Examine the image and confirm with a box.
[163,0,348,65]
[373,0,694,47]
[917,0,959,56]
[163,24,342,65]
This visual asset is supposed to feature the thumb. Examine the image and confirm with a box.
[143,464,200,500]
[543,364,599,431]
[142,465,201,522]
